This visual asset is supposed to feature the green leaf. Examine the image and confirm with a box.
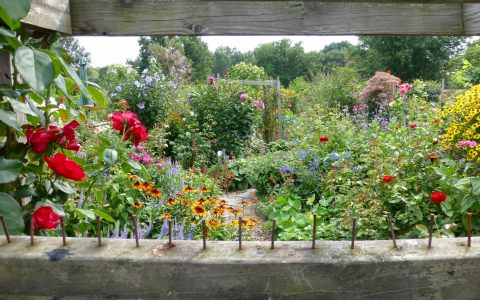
[14,46,55,92]
[4,96,36,116]
[92,209,114,223]
[76,208,95,219]
[26,96,45,126]
[13,185,36,199]
[0,157,22,184]
[87,86,108,107]
[53,75,69,98]
[0,7,19,29]
[103,149,118,165]
[0,0,30,21]
[0,108,21,131]
[415,224,428,233]
[460,196,476,213]
[0,192,24,234]
[54,181,76,194]
[54,53,89,98]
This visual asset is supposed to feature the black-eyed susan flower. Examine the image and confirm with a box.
[207,218,221,229]
[199,186,211,193]
[160,211,172,220]
[133,181,142,190]
[165,198,177,206]
[194,198,209,206]
[182,186,196,193]
[212,207,224,216]
[191,205,207,217]
[140,182,153,191]
[149,189,162,198]
[132,202,143,209]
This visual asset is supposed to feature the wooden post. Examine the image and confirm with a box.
[0,50,12,85]
[276,77,282,140]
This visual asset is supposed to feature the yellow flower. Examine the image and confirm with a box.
[191,205,207,217]
[206,218,221,229]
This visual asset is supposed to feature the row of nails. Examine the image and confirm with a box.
[0,212,475,249]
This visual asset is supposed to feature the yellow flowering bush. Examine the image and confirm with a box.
[441,84,480,162]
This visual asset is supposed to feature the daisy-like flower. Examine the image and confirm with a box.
[199,186,211,193]
[182,186,196,193]
[206,218,221,229]
[160,212,172,220]
[165,198,177,206]
[194,198,209,206]
[140,182,153,191]
[133,181,142,190]
[149,189,162,198]
[218,200,228,206]
[191,205,207,217]
[233,219,248,226]
[132,202,143,209]
[245,217,258,229]
[212,207,225,216]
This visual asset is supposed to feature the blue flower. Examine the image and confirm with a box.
[299,151,307,161]
[343,151,351,159]
[115,84,123,92]
[280,164,294,174]
[145,76,153,86]
[352,166,358,172]
[137,102,145,110]
[329,152,341,161]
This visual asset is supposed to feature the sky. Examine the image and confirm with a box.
[76,36,358,68]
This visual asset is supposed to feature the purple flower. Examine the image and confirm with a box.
[137,102,145,110]
[208,76,215,84]
[279,164,294,174]
[458,140,478,148]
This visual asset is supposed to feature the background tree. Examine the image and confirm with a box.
[352,36,465,81]
[212,47,245,77]
[177,37,213,82]
[53,36,92,68]
[253,39,307,86]
[305,41,354,76]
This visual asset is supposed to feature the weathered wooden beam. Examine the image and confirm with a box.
[22,0,72,34]
[464,4,480,34]
[70,1,475,35]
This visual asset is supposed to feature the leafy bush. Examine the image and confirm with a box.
[359,71,401,115]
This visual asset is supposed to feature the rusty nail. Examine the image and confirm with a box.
[168,220,172,248]
[30,212,34,246]
[271,219,276,250]
[96,216,102,247]
[386,212,397,249]
[0,214,11,243]
[468,213,472,248]
[131,215,139,248]
[202,219,207,250]
[60,217,67,246]
[428,214,434,249]
[351,217,357,250]
[312,214,317,249]
[238,217,242,250]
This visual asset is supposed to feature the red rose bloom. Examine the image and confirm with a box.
[125,125,148,147]
[26,127,58,154]
[408,123,417,129]
[319,136,329,143]
[430,191,447,203]
[382,175,394,183]
[45,153,86,181]
[109,111,141,134]
[33,206,61,230]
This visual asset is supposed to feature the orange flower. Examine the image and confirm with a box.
[212,207,225,216]
[149,189,162,198]
[191,205,207,217]
[160,211,172,220]
[181,199,190,206]
[240,200,252,206]
[206,218,221,229]
[233,219,248,226]
[218,200,228,206]
[132,202,143,209]
[245,217,258,229]
[127,174,139,181]
[140,182,153,191]
[182,186,196,193]
[133,181,142,190]
[165,198,177,206]
[229,207,242,215]
[199,186,211,193]
[194,198,209,206]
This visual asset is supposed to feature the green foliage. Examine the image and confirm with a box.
[52,36,91,68]
[212,47,246,77]
[353,36,466,81]
[229,62,269,81]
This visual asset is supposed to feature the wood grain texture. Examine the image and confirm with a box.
[0,50,12,85]
[69,1,470,35]
[464,4,480,34]
[22,0,71,34]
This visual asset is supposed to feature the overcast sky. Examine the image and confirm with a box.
[76,36,359,68]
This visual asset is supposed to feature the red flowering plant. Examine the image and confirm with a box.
[0,3,109,235]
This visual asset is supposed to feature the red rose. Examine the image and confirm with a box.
[430,191,447,203]
[109,111,141,134]
[33,206,61,230]
[433,119,441,125]
[319,136,329,143]
[26,127,58,154]
[125,125,148,147]
[382,175,394,183]
[45,153,86,181]
[408,123,417,129]
[57,121,80,152]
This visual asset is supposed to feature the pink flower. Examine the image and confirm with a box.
[399,83,412,95]
[457,140,478,148]
[240,94,249,101]
[208,76,215,84]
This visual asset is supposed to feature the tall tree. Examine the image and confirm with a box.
[305,41,354,77]
[212,47,245,77]
[253,39,307,86]
[53,36,91,68]
[352,36,465,81]
[178,37,213,82]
